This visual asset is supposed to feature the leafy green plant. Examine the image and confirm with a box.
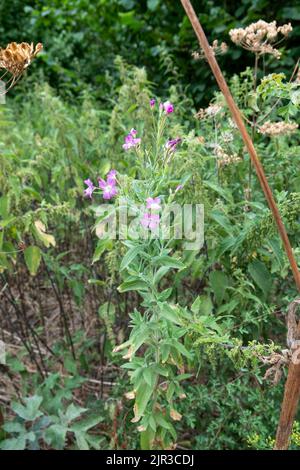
[0,370,104,451]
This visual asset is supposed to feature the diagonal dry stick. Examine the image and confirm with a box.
[180,0,300,450]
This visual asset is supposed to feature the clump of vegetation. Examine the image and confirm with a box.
[0,5,300,451]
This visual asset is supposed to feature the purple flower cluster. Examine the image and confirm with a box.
[83,178,95,199]
[98,170,118,200]
[158,101,174,114]
[146,197,161,210]
[150,98,174,114]
[141,197,161,231]
[163,101,174,114]
[84,169,118,201]
[141,213,160,230]
[165,137,182,152]
[123,128,141,151]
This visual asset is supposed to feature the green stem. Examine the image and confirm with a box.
[248,53,259,201]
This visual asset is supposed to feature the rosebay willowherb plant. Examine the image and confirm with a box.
[84,28,299,449]
[86,99,228,449]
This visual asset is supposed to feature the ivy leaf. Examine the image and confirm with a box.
[0,435,26,450]
[11,396,43,421]
[71,415,103,432]
[44,424,67,450]
[74,431,89,450]
[64,403,87,424]
[3,422,26,433]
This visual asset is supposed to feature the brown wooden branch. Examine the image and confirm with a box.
[180,0,300,450]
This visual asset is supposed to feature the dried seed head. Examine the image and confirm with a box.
[218,155,242,167]
[258,120,298,137]
[192,39,228,60]
[229,20,292,58]
[212,144,242,167]
[0,42,43,93]
[221,131,234,143]
[195,103,222,120]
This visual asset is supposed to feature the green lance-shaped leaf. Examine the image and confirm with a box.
[133,380,156,422]
[248,259,272,297]
[120,245,143,271]
[24,246,42,276]
[209,271,229,305]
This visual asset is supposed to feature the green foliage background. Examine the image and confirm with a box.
[1,0,300,103]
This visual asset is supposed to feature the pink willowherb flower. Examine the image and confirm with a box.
[166,137,182,152]
[107,169,117,180]
[141,213,160,231]
[123,128,141,151]
[146,197,161,211]
[163,101,174,114]
[84,178,95,199]
[98,171,118,200]
[150,98,156,108]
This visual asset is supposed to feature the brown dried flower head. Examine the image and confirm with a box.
[170,408,182,421]
[258,120,298,137]
[218,155,242,168]
[212,144,242,167]
[195,103,222,120]
[0,42,43,93]
[192,39,228,60]
[229,20,292,59]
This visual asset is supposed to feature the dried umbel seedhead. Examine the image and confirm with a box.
[221,131,234,143]
[195,103,222,120]
[192,39,228,60]
[0,42,43,93]
[228,117,238,129]
[258,120,298,137]
[210,143,241,167]
[218,154,242,168]
[229,20,292,59]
